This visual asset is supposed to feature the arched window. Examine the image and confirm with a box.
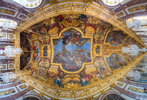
[103,94,125,100]
[23,97,40,100]
[102,0,123,6]
[23,94,42,100]
[13,0,43,8]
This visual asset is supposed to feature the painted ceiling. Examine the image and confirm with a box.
[18,13,144,98]
[0,0,147,99]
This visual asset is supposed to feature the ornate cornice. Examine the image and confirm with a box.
[15,53,145,99]
[14,1,146,99]
[15,1,144,46]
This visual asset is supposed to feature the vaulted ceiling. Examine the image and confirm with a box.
[0,0,147,100]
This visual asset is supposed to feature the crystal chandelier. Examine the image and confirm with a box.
[0,46,22,57]
[2,20,9,30]
[2,72,17,83]
[0,18,17,31]
[127,70,141,81]
[122,45,147,56]
[126,19,141,29]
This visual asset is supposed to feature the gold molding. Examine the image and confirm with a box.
[15,1,144,46]
[14,1,146,99]
[15,53,145,99]
[51,27,93,74]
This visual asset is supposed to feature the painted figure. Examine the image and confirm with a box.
[106,54,126,71]
[81,78,88,86]
[94,57,110,78]
[32,41,40,61]
[106,31,126,46]
[53,28,91,72]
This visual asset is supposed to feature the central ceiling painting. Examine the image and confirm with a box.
[20,14,143,91]
[53,28,92,73]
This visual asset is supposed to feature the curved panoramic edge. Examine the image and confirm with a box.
[14,53,146,99]
[14,1,146,99]
[15,1,144,46]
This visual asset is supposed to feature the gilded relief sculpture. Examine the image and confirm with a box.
[14,1,145,99]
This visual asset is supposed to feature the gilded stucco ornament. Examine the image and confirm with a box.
[14,0,146,99]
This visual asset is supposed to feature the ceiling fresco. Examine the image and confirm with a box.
[20,32,31,70]
[0,0,147,99]
[18,13,145,99]
[13,14,143,98]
